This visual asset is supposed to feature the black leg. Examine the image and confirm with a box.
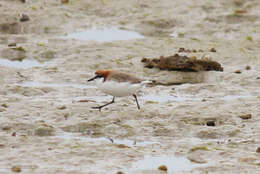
[92,97,115,111]
[133,94,140,110]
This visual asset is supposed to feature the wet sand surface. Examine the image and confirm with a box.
[0,0,260,173]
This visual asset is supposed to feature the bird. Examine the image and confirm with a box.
[88,69,146,111]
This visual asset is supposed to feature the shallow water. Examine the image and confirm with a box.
[54,133,159,147]
[0,59,45,69]
[63,28,144,42]
[17,81,95,89]
[132,156,210,172]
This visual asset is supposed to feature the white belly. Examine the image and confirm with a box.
[96,79,141,97]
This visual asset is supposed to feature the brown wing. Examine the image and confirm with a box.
[107,71,142,84]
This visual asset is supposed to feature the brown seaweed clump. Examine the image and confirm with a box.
[141,54,223,72]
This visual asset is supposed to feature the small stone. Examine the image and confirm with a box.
[206,121,215,126]
[1,103,8,108]
[189,56,197,61]
[2,125,11,131]
[61,0,69,3]
[118,144,130,148]
[158,165,168,171]
[0,108,6,112]
[116,171,124,174]
[245,65,251,70]
[178,47,185,52]
[210,48,217,52]
[256,147,260,153]
[234,70,242,74]
[57,105,66,110]
[256,77,260,80]
[202,98,207,102]
[11,166,21,173]
[34,127,55,136]
[8,43,16,47]
[239,114,252,120]
[188,155,207,164]
[12,132,16,136]
[0,144,5,148]
[19,14,30,22]
[20,0,26,3]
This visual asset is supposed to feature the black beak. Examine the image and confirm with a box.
[87,75,98,82]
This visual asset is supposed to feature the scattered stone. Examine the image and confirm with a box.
[11,166,21,173]
[1,103,8,108]
[0,22,20,34]
[142,54,223,72]
[117,144,130,148]
[190,146,209,152]
[239,157,256,163]
[0,144,5,148]
[19,0,26,3]
[2,125,11,131]
[178,47,204,53]
[256,147,260,153]
[188,154,207,164]
[19,14,30,22]
[0,108,6,112]
[11,46,26,52]
[234,70,242,74]
[61,0,69,3]
[239,114,252,120]
[12,132,16,136]
[158,165,168,171]
[34,127,55,136]
[257,77,260,80]
[116,171,124,174]
[57,105,66,110]
[206,120,215,126]
[202,99,207,102]
[245,65,251,70]
[8,43,16,47]
[210,48,217,52]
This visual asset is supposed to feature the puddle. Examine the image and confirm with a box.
[132,156,209,172]
[17,81,95,89]
[63,28,144,42]
[0,58,46,69]
[54,133,159,147]
[221,95,253,101]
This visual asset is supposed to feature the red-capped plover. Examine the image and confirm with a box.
[88,70,145,111]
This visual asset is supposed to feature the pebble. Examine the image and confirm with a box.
[11,166,21,173]
[20,14,30,22]
[206,120,215,126]
[239,114,252,120]
[256,147,260,153]
[2,125,11,131]
[245,65,251,70]
[158,165,168,171]
[61,0,69,3]
[57,105,66,110]
[234,70,242,74]
[116,171,124,174]
[8,43,16,47]
[210,48,217,52]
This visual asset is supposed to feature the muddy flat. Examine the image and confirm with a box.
[0,0,260,173]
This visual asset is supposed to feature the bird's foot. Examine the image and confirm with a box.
[91,106,103,112]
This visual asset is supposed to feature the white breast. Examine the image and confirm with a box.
[95,79,142,97]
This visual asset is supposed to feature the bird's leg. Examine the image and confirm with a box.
[92,97,115,111]
[133,94,140,110]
